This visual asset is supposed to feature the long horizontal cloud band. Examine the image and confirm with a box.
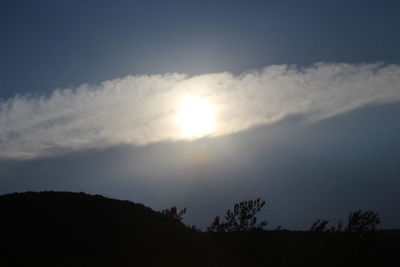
[1,63,399,159]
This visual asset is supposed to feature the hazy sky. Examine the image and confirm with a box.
[1,0,400,229]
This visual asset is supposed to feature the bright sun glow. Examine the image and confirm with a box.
[175,96,216,138]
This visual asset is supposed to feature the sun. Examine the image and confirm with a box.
[175,96,216,138]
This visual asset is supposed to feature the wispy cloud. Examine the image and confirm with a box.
[1,63,399,159]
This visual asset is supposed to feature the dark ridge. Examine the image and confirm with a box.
[0,191,215,267]
[1,191,399,267]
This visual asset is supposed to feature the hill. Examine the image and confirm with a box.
[0,191,399,266]
[0,191,215,266]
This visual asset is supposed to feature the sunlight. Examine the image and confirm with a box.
[175,96,216,138]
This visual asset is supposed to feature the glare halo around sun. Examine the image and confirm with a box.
[175,96,216,138]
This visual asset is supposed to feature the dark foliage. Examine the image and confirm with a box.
[207,198,267,232]
[310,210,381,233]
[346,210,381,232]
[310,219,330,232]
[0,192,398,267]
[161,206,187,222]
[0,191,214,267]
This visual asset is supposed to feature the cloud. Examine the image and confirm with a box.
[1,63,400,159]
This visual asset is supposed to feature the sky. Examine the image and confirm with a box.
[1,0,400,229]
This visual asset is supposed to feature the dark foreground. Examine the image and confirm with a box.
[0,192,399,266]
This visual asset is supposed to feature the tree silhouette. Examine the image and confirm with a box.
[161,206,187,222]
[207,198,267,232]
[310,219,330,232]
[310,210,380,233]
[0,192,393,266]
[346,210,380,232]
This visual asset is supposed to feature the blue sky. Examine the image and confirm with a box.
[1,0,400,229]
[2,0,400,97]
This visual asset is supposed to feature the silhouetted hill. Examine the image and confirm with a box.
[0,191,399,266]
[0,191,215,266]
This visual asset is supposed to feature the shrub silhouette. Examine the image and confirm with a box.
[0,192,396,267]
[310,210,380,233]
[207,198,267,232]
[310,219,330,232]
[346,210,380,232]
[161,206,187,222]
